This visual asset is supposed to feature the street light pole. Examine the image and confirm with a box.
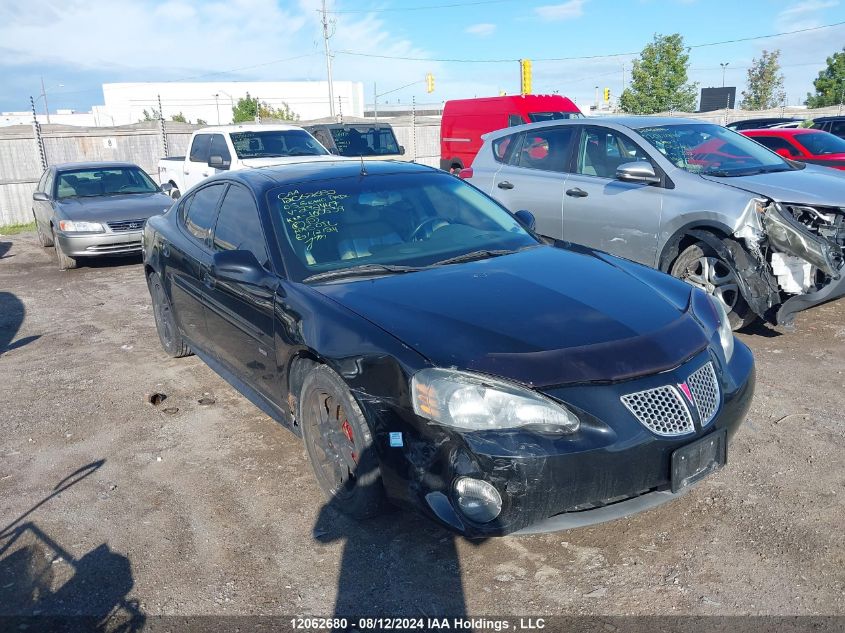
[720,62,729,88]
[39,76,51,124]
[321,0,336,118]
[214,93,220,125]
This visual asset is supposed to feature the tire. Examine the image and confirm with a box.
[52,226,77,270]
[34,214,53,247]
[148,271,192,358]
[299,364,385,519]
[670,241,758,331]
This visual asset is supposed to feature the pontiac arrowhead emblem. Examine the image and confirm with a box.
[678,382,694,404]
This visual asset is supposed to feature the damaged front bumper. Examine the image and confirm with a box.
[377,342,754,538]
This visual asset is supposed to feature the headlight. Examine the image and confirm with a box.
[411,368,580,433]
[58,220,104,233]
[709,295,735,362]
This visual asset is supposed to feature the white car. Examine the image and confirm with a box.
[158,124,341,199]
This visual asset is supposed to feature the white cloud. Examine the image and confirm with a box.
[533,0,588,21]
[465,23,496,37]
[775,0,840,31]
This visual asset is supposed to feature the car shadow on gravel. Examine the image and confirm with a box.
[0,291,40,357]
[80,254,143,270]
[0,460,145,632]
[313,447,482,621]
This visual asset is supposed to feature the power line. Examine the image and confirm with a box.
[326,0,518,13]
[335,20,845,63]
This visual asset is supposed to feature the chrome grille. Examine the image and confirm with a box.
[687,362,720,425]
[621,386,694,437]
[107,218,146,232]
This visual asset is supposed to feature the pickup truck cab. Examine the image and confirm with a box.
[158,124,336,199]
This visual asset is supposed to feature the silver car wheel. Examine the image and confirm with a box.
[683,256,740,311]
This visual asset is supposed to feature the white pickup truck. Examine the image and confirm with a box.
[158,124,339,198]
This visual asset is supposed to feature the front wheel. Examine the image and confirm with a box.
[299,364,385,519]
[670,241,757,331]
[148,271,192,358]
[52,227,77,270]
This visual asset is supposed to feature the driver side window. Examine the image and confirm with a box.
[576,127,653,178]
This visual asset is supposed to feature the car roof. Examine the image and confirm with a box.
[207,160,438,192]
[53,161,143,171]
[483,115,706,140]
[811,116,845,122]
[195,124,306,134]
[742,128,822,136]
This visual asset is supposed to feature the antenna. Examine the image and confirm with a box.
[360,154,367,176]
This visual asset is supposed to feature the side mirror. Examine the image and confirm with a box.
[208,155,231,170]
[616,161,661,184]
[160,182,173,193]
[211,249,270,286]
[398,145,406,156]
[32,191,50,202]
[514,209,536,232]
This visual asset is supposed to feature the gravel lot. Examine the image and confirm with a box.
[1,231,843,626]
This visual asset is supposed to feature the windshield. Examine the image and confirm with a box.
[795,132,845,155]
[56,167,158,198]
[527,111,584,122]
[270,172,538,282]
[638,123,793,176]
[329,126,401,156]
[230,130,329,159]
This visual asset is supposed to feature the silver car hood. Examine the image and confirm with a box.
[700,164,845,207]
[54,192,174,222]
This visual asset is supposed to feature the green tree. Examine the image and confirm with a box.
[232,92,299,123]
[741,50,786,109]
[619,34,698,114]
[806,47,845,107]
[196,118,208,126]
[170,112,188,123]
[140,108,160,122]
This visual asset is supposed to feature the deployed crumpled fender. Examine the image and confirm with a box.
[687,229,781,322]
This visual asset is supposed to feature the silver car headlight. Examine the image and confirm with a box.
[411,368,580,433]
[58,220,105,233]
[709,294,735,363]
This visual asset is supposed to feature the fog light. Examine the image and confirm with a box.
[454,477,502,523]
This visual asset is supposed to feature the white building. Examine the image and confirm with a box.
[92,81,365,126]
[0,109,97,127]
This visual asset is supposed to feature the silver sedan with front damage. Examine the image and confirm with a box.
[466,117,845,329]
[32,162,174,270]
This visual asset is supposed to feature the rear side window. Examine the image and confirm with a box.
[212,185,270,267]
[492,134,518,163]
[182,183,224,243]
[189,134,212,163]
[514,126,575,172]
[830,121,845,137]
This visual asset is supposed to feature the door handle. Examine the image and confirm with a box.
[497,181,514,190]
[566,187,589,198]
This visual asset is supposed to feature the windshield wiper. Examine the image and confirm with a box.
[303,264,423,283]
[429,248,521,267]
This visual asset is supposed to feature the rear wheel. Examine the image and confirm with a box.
[299,364,385,519]
[52,226,77,270]
[670,241,757,331]
[148,271,192,358]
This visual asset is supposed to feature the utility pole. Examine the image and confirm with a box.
[321,0,336,118]
[39,76,51,124]
[621,63,626,93]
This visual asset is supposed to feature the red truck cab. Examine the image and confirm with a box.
[440,94,583,173]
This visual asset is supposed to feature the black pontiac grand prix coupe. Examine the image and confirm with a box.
[142,160,754,537]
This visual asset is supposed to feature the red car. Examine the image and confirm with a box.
[740,128,845,170]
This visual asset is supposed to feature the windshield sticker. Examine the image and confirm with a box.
[279,189,349,249]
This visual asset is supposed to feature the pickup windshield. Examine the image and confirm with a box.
[230,130,329,159]
[56,167,158,198]
[329,126,401,156]
[638,123,794,176]
[270,171,538,283]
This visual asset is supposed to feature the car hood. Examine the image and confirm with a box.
[701,163,845,206]
[314,246,708,388]
[54,192,173,222]
[240,155,348,168]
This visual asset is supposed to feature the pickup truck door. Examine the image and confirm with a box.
[562,125,663,265]
[490,126,576,240]
[205,183,279,405]
[166,183,226,349]
[184,133,213,190]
